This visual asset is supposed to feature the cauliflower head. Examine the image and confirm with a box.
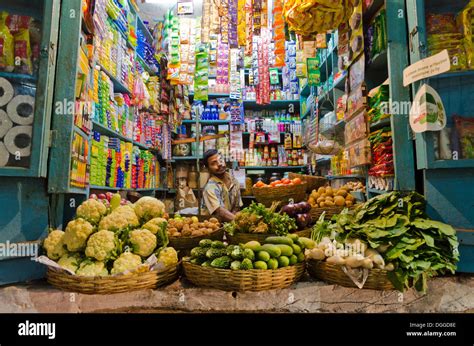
[57,253,82,273]
[157,247,178,267]
[63,218,95,252]
[142,217,167,234]
[76,260,108,276]
[133,197,165,222]
[85,230,119,261]
[111,252,142,275]
[98,205,139,232]
[129,229,157,257]
[43,230,67,260]
[76,199,107,224]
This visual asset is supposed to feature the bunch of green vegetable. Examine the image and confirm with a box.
[224,202,297,236]
[311,192,459,292]
[187,235,315,270]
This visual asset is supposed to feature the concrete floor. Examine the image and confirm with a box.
[0,274,473,313]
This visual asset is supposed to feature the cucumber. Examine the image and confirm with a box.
[291,244,302,255]
[275,244,294,257]
[297,252,305,263]
[267,258,279,270]
[257,251,271,262]
[278,256,290,267]
[253,261,268,270]
[259,244,282,258]
[243,241,261,251]
[289,254,298,265]
[287,234,299,242]
[264,236,294,246]
[298,237,316,250]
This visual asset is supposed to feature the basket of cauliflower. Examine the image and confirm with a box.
[39,195,180,294]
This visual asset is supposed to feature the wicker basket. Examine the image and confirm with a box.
[182,261,305,291]
[226,228,312,244]
[307,259,394,290]
[310,205,357,220]
[46,263,180,294]
[169,228,224,251]
[252,182,307,207]
[288,173,327,193]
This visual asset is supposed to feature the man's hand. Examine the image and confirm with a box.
[213,207,235,222]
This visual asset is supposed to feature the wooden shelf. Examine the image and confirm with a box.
[89,185,156,192]
[326,175,365,180]
[181,119,231,125]
[172,133,227,145]
[172,156,203,160]
[240,165,306,170]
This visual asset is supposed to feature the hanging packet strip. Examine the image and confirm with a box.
[237,0,246,46]
[0,13,14,72]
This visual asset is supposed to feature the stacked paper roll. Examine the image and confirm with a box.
[0,78,14,107]
[7,94,35,125]
[4,125,32,157]
[0,109,13,138]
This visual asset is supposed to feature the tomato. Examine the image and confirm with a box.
[287,182,294,186]
[292,178,302,185]
[254,181,266,188]
[275,184,285,187]
[281,178,291,184]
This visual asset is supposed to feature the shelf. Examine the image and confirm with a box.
[367,50,388,71]
[189,93,230,98]
[243,100,299,110]
[242,195,256,199]
[326,175,365,180]
[244,68,282,75]
[368,188,390,195]
[0,71,38,82]
[181,119,231,125]
[137,15,154,45]
[73,124,90,139]
[300,81,311,97]
[137,54,156,75]
[97,64,132,94]
[333,74,346,90]
[364,0,385,23]
[428,69,474,80]
[90,185,156,192]
[92,121,131,142]
[243,131,287,135]
[172,156,203,160]
[428,159,474,170]
[66,186,89,195]
[301,104,313,120]
[240,166,306,170]
[172,133,226,145]
[369,117,391,130]
[132,141,150,150]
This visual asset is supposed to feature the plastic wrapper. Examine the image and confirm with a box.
[346,84,367,121]
[14,29,32,75]
[347,138,371,167]
[454,115,474,159]
[345,111,368,145]
[0,14,14,72]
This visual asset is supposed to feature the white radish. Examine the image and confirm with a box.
[384,263,395,271]
[344,255,365,268]
[364,248,385,268]
[326,255,346,265]
[308,248,326,260]
[362,258,374,269]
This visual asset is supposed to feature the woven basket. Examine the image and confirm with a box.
[169,228,224,251]
[46,263,180,294]
[226,228,312,245]
[307,259,394,290]
[182,261,305,291]
[252,182,307,207]
[288,173,327,193]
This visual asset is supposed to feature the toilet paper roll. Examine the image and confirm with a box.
[0,77,14,107]
[0,141,10,167]
[7,95,35,125]
[0,109,13,139]
[4,125,32,157]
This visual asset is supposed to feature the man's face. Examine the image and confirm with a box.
[207,153,226,175]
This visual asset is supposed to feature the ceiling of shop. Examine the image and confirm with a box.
[137,0,203,25]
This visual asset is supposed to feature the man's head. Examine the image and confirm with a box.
[203,149,226,176]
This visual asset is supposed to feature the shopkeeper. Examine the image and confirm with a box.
[201,149,243,222]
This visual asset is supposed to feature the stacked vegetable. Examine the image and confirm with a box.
[188,235,315,270]
[280,201,313,230]
[308,185,357,208]
[310,192,459,292]
[224,202,297,236]
[42,195,178,276]
[167,216,221,238]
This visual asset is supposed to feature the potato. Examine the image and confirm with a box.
[182,224,190,233]
[334,195,345,206]
[308,197,316,205]
[345,200,354,207]
[346,194,355,202]
[192,230,204,237]
[319,202,326,208]
[325,200,335,207]
[336,189,348,197]
[317,197,325,204]
[320,193,328,198]
[174,219,184,231]
[209,217,219,224]
[318,187,326,194]
[172,232,182,237]
[182,228,192,236]
[167,227,178,234]
[210,223,219,230]
[325,187,333,195]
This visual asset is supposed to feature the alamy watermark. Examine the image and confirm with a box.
[0,240,39,259]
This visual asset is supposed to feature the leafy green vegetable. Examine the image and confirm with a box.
[314,191,459,293]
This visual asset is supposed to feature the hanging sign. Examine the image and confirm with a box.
[403,50,451,86]
[177,1,194,15]
[409,84,446,133]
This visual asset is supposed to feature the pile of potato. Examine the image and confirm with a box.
[308,185,356,208]
[167,217,221,238]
